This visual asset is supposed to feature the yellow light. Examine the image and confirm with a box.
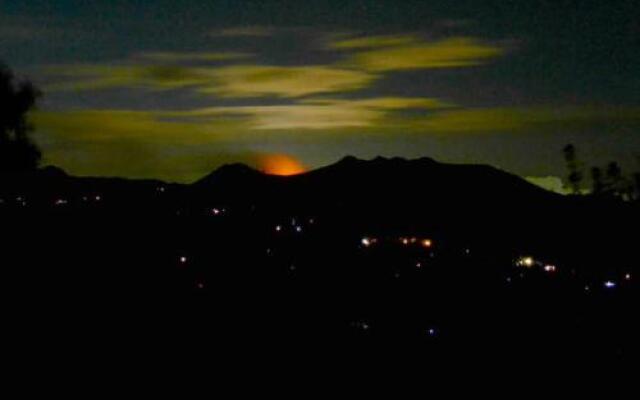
[516,256,535,268]
[421,239,433,248]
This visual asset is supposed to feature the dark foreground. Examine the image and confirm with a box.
[2,159,638,366]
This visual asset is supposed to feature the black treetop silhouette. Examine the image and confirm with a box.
[0,63,42,173]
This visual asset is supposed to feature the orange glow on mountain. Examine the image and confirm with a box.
[259,154,306,176]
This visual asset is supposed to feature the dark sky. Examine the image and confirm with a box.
[1,0,639,188]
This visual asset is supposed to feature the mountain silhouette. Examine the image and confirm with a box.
[2,156,636,270]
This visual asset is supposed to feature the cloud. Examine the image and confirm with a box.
[45,64,218,91]
[210,27,274,38]
[330,35,419,50]
[200,65,376,98]
[31,109,260,182]
[30,103,640,182]
[395,106,640,134]
[161,96,446,130]
[342,36,503,71]
[32,109,247,144]
[134,52,252,62]
[45,63,376,98]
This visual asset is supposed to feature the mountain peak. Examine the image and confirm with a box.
[193,163,262,186]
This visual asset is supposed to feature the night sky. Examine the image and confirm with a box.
[1,0,638,187]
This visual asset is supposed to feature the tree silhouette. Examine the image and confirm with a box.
[0,63,42,173]
[605,161,623,197]
[590,166,604,195]
[563,144,582,194]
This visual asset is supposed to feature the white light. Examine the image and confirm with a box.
[95,195,102,201]
[604,280,616,289]
[361,237,371,247]
[212,208,221,215]
[624,273,631,281]
[427,328,436,336]
[544,265,557,273]
[179,256,187,263]
[295,226,303,233]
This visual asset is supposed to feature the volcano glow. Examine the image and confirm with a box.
[259,154,306,176]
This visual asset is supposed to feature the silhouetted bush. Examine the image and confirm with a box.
[0,63,42,173]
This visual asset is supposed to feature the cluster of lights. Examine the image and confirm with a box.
[513,255,634,293]
[515,256,557,273]
[515,256,536,268]
[361,236,433,249]
[54,199,68,206]
[273,216,314,235]
[361,237,378,247]
[400,237,433,248]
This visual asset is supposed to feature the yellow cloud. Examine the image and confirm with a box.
[345,36,503,71]
[45,64,218,91]
[46,63,377,98]
[31,110,257,181]
[30,103,640,182]
[302,97,451,110]
[134,52,252,62]
[396,106,640,134]
[31,109,246,143]
[161,96,446,130]
[330,34,418,49]
[201,65,377,98]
